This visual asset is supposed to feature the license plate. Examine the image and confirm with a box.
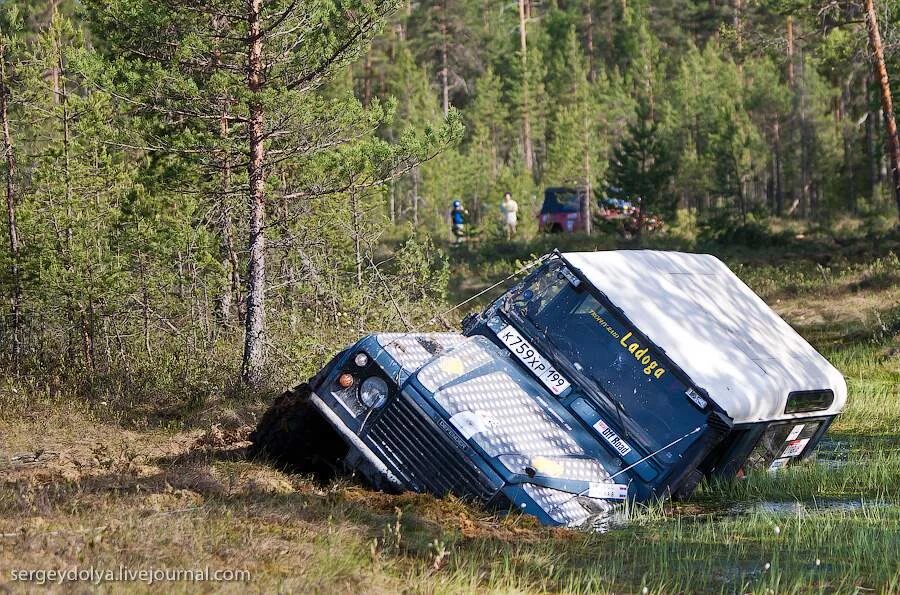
[588,482,629,500]
[495,324,571,395]
[768,457,790,473]
[785,424,805,441]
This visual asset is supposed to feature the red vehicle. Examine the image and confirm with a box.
[537,187,589,233]
[538,187,665,236]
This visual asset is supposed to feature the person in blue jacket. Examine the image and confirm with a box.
[450,200,469,243]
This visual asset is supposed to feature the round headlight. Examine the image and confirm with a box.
[353,352,369,367]
[359,377,389,409]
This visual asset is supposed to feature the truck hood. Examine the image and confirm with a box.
[396,334,624,491]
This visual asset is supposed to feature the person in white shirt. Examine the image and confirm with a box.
[500,192,519,240]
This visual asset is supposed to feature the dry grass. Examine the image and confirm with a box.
[0,400,554,592]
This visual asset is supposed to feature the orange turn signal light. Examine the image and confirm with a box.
[337,373,354,389]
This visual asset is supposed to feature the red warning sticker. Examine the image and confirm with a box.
[781,438,810,458]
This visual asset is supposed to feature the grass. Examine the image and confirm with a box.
[2,226,900,593]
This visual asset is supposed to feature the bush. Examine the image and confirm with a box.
[697,211,791,248]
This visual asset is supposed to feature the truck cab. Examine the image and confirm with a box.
[268,250,847,528]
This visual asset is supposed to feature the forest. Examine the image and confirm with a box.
[0,0,898,396]
[2,1,900,591]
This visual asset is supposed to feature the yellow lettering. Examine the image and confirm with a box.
[613,330,669,380]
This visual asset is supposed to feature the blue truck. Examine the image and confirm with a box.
[250,250,847,528]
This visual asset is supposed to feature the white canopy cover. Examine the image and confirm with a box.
[562,251,847,424]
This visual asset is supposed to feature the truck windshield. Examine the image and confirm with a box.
[505,259,707,463]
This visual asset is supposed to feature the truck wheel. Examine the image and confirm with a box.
[248,384,347,481]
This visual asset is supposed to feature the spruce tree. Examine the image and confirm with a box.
[607,101,677,230]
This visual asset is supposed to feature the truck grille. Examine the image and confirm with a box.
[365,394,501,502]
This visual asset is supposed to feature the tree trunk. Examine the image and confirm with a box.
[0,41,21,368]
[49,0,60,104]
[773,119,783,215]
[798,44,811,218]
[242,0,267,386]
[865,0,900,218]
[518,0,534,174]
[56,34,93,370]
[350,193,363,289]
[788,16,808,217]
[786,16,794,87]
[585,0,596,83]
[218,101,240,326]
[840,78,856,213]
[582,97,592,236]
[363,50,373,107]
[141,259,152,359]
[389,179,396,225]
[865,73,879,198]
[440,0,450,118]
[412,166,420,226]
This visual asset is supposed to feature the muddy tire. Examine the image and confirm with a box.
[248,384,347,480]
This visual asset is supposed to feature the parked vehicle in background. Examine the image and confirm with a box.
[538,187,665,237]
[537,187,589,233]
[598,197,636,220]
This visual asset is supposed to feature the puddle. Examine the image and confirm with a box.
[579,507,630,533]
[810,437,852,468]
[728,498,890,516]
[809,434,900,468]
[573,496,892,533]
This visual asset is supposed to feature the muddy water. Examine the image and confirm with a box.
[812,434,900,469]
[727,498,891,516]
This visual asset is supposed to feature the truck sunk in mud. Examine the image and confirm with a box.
[251,250,847,528]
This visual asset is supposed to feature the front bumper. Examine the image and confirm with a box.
[310,382,629,527]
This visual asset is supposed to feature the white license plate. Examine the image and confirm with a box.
[588,482,629,500]
[495,324,571,395]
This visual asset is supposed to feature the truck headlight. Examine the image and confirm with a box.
[359,377,389,409]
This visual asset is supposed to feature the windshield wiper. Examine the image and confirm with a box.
[610,396,633,439]
[518,309,636,439]
[533,319,631,416]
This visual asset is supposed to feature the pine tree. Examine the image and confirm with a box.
[0,7,23,368]
[607,101,677,231]
[83,0,462,386]
[385,40,445,226]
